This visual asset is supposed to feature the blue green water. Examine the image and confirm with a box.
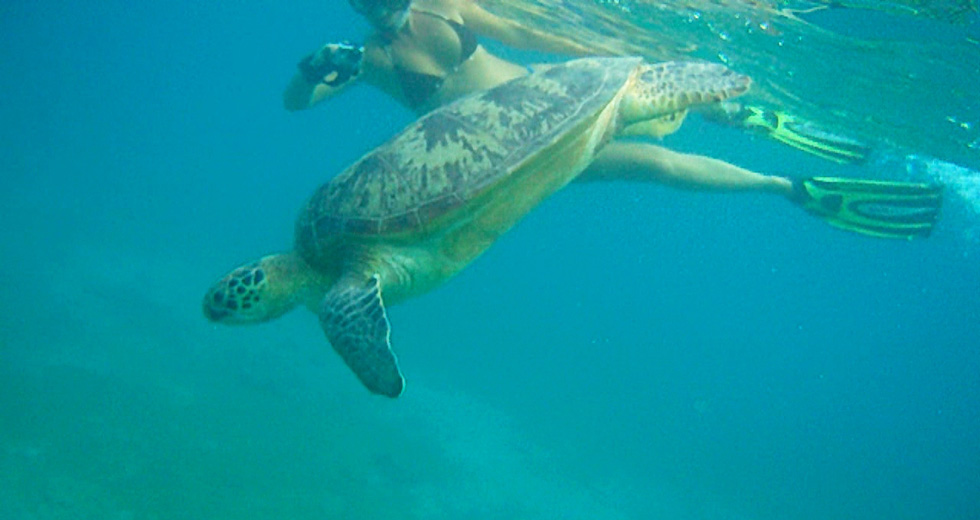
[1,1,978,519]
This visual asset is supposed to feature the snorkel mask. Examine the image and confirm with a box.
[297,41,364,87]
[348,0,412,32]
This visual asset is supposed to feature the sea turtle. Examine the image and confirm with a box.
[203,56,750,397]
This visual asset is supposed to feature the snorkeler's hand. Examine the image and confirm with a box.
[297,42,364,87]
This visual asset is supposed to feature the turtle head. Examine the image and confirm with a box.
[203,252,322,325]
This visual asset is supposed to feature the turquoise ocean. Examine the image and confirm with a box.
[1,1,978,519]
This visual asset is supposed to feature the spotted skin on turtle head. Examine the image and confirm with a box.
[203,263,267,322]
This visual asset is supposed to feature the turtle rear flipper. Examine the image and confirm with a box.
[620,110,689,138]
[620,61,751,127]
[320,274,405,397]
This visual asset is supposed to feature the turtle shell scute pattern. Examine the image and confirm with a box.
[296,57,643,245]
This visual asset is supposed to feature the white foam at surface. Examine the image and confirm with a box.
[906,154,980,216]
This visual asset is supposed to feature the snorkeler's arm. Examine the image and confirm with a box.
[457,0,593,56]
[283,73,328,111]
[283,42,365,112]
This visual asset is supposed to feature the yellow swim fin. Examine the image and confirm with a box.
[791,177,943,239]
[742,107,871,165]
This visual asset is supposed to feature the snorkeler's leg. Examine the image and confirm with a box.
[581,142,941,239]
[579,141,793,195]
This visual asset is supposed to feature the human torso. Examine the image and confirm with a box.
[362,0,526,113]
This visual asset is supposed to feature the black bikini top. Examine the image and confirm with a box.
[384,9,479,110]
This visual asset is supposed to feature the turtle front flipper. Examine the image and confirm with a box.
[319,274,405,398]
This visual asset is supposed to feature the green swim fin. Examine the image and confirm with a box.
[791,177,942,239]
[743,107,871,165]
